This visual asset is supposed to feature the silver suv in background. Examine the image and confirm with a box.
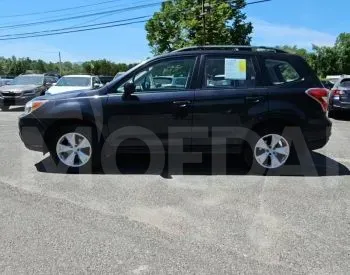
[329,77,350,117]
[0,73,58,111]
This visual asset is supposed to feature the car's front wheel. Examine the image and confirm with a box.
[50,126,98,172]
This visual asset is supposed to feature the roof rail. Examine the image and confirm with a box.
[173,45,287,53]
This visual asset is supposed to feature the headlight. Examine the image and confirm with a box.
[24,100,48,115]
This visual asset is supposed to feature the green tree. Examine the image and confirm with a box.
[145,0,253,54]
[335,33,350,73]
[312,45,340,78]
[277,45,309,59]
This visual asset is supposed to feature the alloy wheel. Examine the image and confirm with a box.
[56,132,92,168]
[254,134,290,169]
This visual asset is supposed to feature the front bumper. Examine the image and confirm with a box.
[18,114,47,153]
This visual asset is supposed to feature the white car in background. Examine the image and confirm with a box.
[46,75,103,95]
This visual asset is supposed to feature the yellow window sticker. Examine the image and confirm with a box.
[224,58,247,80]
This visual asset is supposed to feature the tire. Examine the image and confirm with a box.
[49,125,100,173]
[243,126,296,174]
[0,106,10,111]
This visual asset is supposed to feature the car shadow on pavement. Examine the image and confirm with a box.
[35,152,350,178]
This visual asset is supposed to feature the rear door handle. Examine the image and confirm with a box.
[245,96,264,104]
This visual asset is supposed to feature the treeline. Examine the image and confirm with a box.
[1,32,350,78]
[0,57,138,76]
[278,33,350,78]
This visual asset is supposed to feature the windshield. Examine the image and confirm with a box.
[12,75,44,86]
[56,77,91,87]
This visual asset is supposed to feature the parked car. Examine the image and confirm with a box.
[19,45,331,172]
[98,75,114,85]
[46,75,103,95]
[328,77,350,117]
[0,73,58,111]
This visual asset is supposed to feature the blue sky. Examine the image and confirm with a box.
[0,0,347,63]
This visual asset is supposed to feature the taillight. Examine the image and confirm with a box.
[331,89,345,96]
[306,88,329,112]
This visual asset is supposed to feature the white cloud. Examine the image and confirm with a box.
[250,18,337,49]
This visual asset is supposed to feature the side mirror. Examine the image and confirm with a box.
[123,82,136,97]
[52,83,57,86]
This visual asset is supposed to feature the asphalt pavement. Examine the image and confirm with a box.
[0,107,349,274]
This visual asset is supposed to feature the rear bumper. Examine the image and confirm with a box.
[329,97,350,111]
[303,118,332,150]
[0,94,37,106]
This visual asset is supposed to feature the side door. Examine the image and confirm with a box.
[192,53,267,151]
[105,55,199,151]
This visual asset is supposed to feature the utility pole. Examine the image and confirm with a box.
[202,0,206,45]
[200,0,212,45]
[58,51,62,76]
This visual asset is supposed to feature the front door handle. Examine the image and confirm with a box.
[245,96,264,104]
[173,100,191,108]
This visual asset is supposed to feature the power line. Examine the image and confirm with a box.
[0,0,123,18]
[0,0,154,28]
[0,1,164,30]
[0,20,149,41]
[0,16,151,38]
[68,0,154,28]
[0,0,271,41]
[244,0,272,6]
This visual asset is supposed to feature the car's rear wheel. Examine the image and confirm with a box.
[244,128,293,174]
[253,134,290,169]
[50,126,99,173]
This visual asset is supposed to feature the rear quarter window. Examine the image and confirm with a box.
[265,59,301,85]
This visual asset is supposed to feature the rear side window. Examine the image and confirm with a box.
[265,59,301,85]
[340,79,350,88]
[204,57,256,89]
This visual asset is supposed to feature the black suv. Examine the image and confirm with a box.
[0,73,59,111]
[18,46,332,172]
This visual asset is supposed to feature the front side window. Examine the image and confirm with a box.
[204,57,256,89]
[265,59,301,85]
[115,57,196,93]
